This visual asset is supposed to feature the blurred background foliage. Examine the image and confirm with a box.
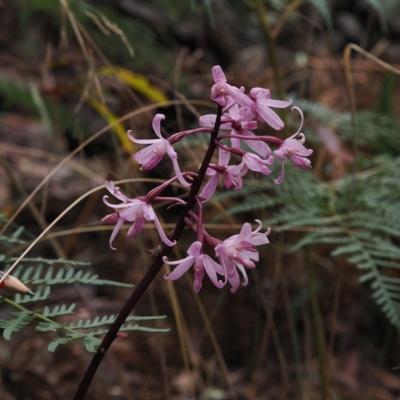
[1,0,400,399]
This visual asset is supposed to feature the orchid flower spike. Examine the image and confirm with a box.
[215,220,270,293]
[163,242,224,292]
[128,114,191,187]
[273,107,313,184]
[102,181,176,249]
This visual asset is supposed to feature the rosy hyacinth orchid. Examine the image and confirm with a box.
[210,65,253,108]
[249,88,292,130]
[273,107,313,184]
[128,114,190,187]
[163,241,224,292]
[102,181,176,249]
[215,220,270,293]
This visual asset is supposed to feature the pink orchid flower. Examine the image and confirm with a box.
[199,148,246,201]
[273,107,313,184]
[102,181,176,249]
[210,65,253,108]
[163,241,224,292]
[249,88,292,130]
[200,103,274,161]
[215,220,270,293]
[128,114,190,187]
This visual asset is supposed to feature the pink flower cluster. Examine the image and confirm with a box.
[102,65,312,293]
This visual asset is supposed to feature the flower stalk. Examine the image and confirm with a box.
[73,65,312,398]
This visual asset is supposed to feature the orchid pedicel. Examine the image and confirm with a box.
[103,65,313,292]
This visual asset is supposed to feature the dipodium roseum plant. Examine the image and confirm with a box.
[73,65,313,399]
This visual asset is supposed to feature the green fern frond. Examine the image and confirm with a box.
[42,304,77,318]
[47,323,169,353]
[89,325,169,336]
[0,228,27,245]
[37,313,166,332]
[0,212,168,352]
[15,286,51,304]
[83,334,102,353]
[7,257,91,267]
[8,265,133,287]
[0,310,35,340]
[47,333,86,353]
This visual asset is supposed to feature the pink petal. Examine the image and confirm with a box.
[273,161,285,184]
[143,203,155,220]
[239,107,256,121]
[127,130,158,145]
[205,255,225,276]
[273,147,287,162]
[152,213,176,247]
[203,256,224,289]
[105,181,131,202]
[219,255,240,293]
[243,153,271,175]
[250,87,270,99]
[243,249,259,262]
[237,222,253,242]
[166,144,178,159]
[199,173,219,201]
[244,139,273,160]
[163,254,193,266]
[171,157,191,187]
[127,217,145,237]
[230,135,241,149]
[199,115,217,128]
[212,65,227,83]
[250,233,270,246]
[255,103,285,130]
[211,82,229,106]
[265,99,292,108]
[164,257,195,280]
[102,213,120,224]
[133,144,165,169]
[289,154,312,168]
[236,264,249,286]
[284,138,312,155]
[120,202,144,221]
[228,103,240,120]
[187,241,203,257]
[103,196,134,209]
[193,263,205,292]
[152,114,166,139]
[225,85,253,108]
[109,217,125,250]
[218,148,230,167]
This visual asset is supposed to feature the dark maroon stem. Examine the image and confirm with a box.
[72,105,223,400]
